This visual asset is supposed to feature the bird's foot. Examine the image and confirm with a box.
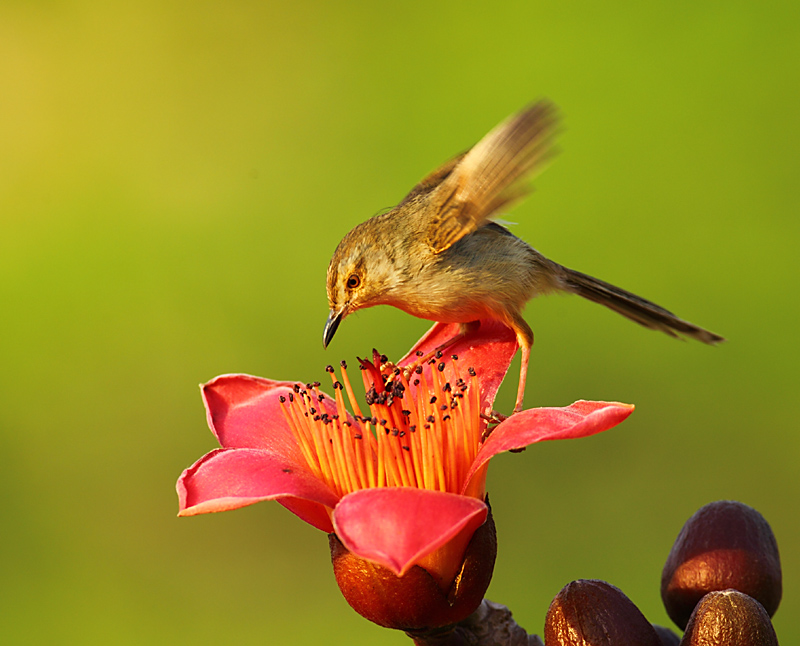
[481,410,509,424]
[480,410,511,442]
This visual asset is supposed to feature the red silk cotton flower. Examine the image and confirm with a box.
[177,320,633,630]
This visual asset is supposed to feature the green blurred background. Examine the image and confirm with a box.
[2,1,798,643]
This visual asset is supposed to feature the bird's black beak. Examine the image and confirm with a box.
[323,309,343,348]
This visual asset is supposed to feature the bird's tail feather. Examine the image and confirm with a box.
[560,266,725,345]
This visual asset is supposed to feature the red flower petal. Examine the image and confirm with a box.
[202,374,343,461]
[398,320,518,413]
[332,487,488,576]
[462,401,634,493]
[177,447,339,532]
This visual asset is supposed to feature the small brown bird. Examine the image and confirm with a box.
[324,101,724,412]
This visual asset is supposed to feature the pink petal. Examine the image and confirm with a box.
[398,320,518,413]
[332,487,488,576]
[202,374,342,462]
[177,447,339,532]
[462,401,635,493]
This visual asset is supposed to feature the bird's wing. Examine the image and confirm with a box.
[423,101,558,254]
[397,151,468,206]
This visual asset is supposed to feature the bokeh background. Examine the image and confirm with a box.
[2,2,798,643]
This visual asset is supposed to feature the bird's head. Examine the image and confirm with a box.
[324,221,402,348]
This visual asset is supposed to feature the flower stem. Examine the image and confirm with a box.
[406,600,543,646]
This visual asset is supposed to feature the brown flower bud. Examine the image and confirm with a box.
[661,501,781,629]
[652,624,681,646]
[544,579,661,645]
[329,507,496,631]
[681,590,778,645]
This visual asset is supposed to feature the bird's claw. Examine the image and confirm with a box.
[481,410,509,424]
[480,409,511,441]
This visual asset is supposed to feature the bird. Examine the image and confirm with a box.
[323,100,724,413]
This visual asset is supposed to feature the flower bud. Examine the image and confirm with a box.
[329,508,496,631]
[661,500,781,629]
[652,624,680,646]
[544,579,661,645]
[681,590,778,645]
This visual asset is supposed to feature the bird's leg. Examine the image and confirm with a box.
[481,317,532,442]
[509,314,534,414]
[514,343,531,413]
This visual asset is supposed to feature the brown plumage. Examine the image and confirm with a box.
[324,101,724,412]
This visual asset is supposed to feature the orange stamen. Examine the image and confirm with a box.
[278,353,488,501]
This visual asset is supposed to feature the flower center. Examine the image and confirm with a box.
[278,352,485,499]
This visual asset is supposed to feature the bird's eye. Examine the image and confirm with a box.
[346,274,361,289]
